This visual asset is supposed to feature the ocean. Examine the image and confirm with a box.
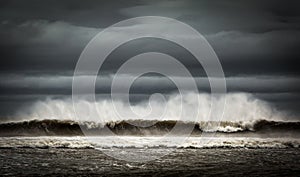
[1,142,300,176]
[0,119,299,176]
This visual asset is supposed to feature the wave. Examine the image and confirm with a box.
[16,93,289,124]
[0,119,299,136]
[0,137,299,149]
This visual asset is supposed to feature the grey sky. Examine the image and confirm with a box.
[0,0,299,119]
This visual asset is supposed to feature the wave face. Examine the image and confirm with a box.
[0,119,299,137]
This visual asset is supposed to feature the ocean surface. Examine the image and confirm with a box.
[1,145,300,176]
[0,136,300,176]
[0,119,300,176]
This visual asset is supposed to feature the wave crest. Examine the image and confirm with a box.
[0,119,299,136]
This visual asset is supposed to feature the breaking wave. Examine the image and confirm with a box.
[15,93,289,123]
[0,136,299,149]
[0,119,299,136]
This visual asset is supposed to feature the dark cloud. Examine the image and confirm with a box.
[0,21,99,75]
[0,0,141,27]
[0,75,299,95]
[0,0,299,118]
[0,0,299,76]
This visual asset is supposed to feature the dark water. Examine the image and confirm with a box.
[1,148,300,176]
[1,119,300,136]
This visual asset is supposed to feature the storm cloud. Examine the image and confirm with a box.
[0,0,299,119]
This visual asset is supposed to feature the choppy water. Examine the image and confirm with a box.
[1,148,300,176]
[0,136,299,149]
[0,136,300,176]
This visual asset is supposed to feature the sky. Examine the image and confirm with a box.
[0,0,299,121]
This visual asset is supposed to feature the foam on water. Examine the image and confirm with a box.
[0,136,299,149]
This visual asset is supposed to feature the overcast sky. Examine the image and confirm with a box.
[0,0,299,120]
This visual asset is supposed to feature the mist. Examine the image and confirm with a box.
[11,92,290,124]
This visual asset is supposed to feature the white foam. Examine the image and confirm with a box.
[15,93,286,124]
[1,136,299,149]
